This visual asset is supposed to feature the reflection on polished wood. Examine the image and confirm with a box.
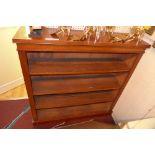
[13,27,149,48]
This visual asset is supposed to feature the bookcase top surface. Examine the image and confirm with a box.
[13,27,150,49]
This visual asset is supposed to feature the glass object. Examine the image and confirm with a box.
[59,26,72,36]
[93,26,106,43]
[130,26,145,45]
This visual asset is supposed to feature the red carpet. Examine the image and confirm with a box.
[0,99,68,129]
[0,99,33,129]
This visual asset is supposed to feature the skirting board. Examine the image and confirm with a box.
[0,77,24,94]
[112,111,129,124]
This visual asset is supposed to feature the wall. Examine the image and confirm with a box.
[0,27,23,94]
[113,46,155,123]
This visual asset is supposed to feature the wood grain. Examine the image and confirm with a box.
[32,74,120,95]
[37,102,112,122]
[28,53,135,75]
[29,60,130,75]
[35,90,117,109]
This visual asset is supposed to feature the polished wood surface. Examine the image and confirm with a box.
[13,27,149,49]
[27,53,133,75]
[13,27,150,124]
[32,74,120,95]
[37,102,112,122]
[35,90,117,109]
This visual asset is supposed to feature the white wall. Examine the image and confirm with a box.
[0,27,23,94]
[113,46,155,123]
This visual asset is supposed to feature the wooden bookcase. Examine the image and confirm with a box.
[13,27,150,124]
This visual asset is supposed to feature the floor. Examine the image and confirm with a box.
[0,84,27,100]
[0,84,155,129]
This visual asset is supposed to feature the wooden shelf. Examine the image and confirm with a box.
[32,74,120,95]
[35,90,117,109]
[29,60,130,75]
[37,102,112,122]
